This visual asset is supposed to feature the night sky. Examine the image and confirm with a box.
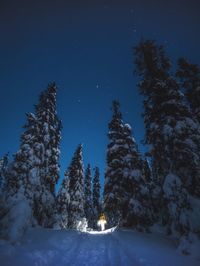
[1,0,200,190]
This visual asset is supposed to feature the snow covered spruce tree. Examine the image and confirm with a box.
[0,113,40,241]
[93,166,101,223]
[35,82,61,193]
[6,113,42,203]
[122,123,153,230]
[104,101,152,229]
[34,83,62,226]
[1,83,61,234]
[176,58,200,124]
[84,164,94,227]
[104,101,126,226]
[67,144,86,229]
[134,40,200,237]
[56,170,70,229]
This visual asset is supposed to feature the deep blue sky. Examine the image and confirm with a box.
[0,0,200,190]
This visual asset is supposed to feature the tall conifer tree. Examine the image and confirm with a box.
[122,124,153,229]
[0,113,40,239]
[34,83,62,226]
[104,101,152,228]
[104,101,126,225]
[6,113,41,204]
[134,40,200,236]
[35,83,62,194]
[67,144,85,229]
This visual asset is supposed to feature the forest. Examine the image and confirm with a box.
[0,40,200,255]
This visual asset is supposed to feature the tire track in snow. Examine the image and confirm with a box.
[62,232,143,266]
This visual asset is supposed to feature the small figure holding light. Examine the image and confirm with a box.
[97,213,107,231]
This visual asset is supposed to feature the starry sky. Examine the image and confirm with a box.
[0,0,200,190]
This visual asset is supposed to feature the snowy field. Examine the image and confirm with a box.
[0,228,199,266]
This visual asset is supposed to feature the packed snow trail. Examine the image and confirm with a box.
[0,228,199,266]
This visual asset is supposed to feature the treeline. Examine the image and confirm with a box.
[0,40,200,252]
[0,84,101,240]
[103,40,200,252]
[56,148,101,230]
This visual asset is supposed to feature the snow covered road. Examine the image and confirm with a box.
[0,228,199,266]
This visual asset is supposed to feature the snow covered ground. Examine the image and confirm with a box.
[0,228,199,266]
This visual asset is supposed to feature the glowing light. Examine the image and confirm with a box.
[86,226,117,235]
